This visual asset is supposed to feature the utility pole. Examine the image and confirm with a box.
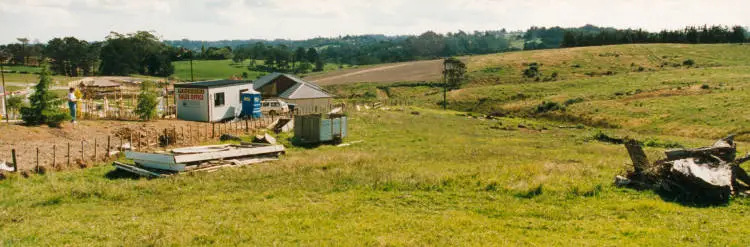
[190,57,194,82]
[1,62,6,123]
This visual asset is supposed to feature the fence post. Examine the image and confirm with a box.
[212,123,215,138]
[35,147,39,172]
[137,132,141,151]
[94,139,97,161]
[67,143,70,167]
[106,136,111,158]
[11,149,17,172]
[164,128,168,147]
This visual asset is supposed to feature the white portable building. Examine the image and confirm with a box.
[175,80,256,122]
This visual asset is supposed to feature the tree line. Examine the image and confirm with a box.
[561,25,747,48]
[168,30,517,69]
[0,31,174,77]
[523,24,748,50]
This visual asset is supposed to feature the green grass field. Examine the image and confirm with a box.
[4,44,750,245]
[2,108,749,245]
[1,65,43,74]
[173,59,350,82]
[172,59,265,81]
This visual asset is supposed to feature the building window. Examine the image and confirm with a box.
[239,89,248,103]
[214,92,225,107]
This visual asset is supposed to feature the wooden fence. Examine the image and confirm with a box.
[1,115,285,173]
[69,95,176,121]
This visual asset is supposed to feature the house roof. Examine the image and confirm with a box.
[175,80,253,89]
[253,73,332,99]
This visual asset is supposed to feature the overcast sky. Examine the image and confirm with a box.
[1,0,748,44]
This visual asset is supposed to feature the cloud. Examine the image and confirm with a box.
[0,0,748,43]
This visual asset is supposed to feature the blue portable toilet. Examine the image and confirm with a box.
[241,91,262,118]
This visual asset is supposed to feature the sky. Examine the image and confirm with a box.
[0,0,749,44]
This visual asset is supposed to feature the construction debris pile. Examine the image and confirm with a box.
[617,135,750,203]
[114,143,285,177]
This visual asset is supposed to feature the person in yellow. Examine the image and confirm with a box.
[67,87,77,123]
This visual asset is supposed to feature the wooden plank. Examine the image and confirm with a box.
[125,151,186,171]
[113,161,163,178]
[174,145,284,163]
[625,140,649,174]
[125,151,176,164]
[190,157,278,173]
[172,144,232,154]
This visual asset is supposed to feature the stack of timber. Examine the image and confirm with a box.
[617,135,750,203]
[114,143,285,177]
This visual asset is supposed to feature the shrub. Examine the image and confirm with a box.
[683,59,695,66]
[591,131,624,144]
[135,81,159,121]
[643,138,683,149]
[43,108,71,127]
[535,101,564,113]
[523,63,541,78]
[563,97,584,106]
[363,91,377,98]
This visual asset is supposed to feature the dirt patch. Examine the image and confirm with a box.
[306,60,443,85]
[0,120,214,171]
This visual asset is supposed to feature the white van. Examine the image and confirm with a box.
[261,99,290,116]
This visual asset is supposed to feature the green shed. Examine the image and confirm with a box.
[294,114,347,144]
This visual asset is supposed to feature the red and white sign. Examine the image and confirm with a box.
[178,88,205,101]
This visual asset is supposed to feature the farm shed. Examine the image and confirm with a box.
[294,114,347,144]
[253,73,334,110]
[175,80,256,122]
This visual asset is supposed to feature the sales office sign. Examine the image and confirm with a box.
[178,88,205,101]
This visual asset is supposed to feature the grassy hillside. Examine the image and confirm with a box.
[327,44,750,140]
[2,109,749,245]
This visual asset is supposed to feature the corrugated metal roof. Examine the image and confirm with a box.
[175,80,252,89]
[253,73,332,99]
[252,72,284,89]
[281,83,334,99]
